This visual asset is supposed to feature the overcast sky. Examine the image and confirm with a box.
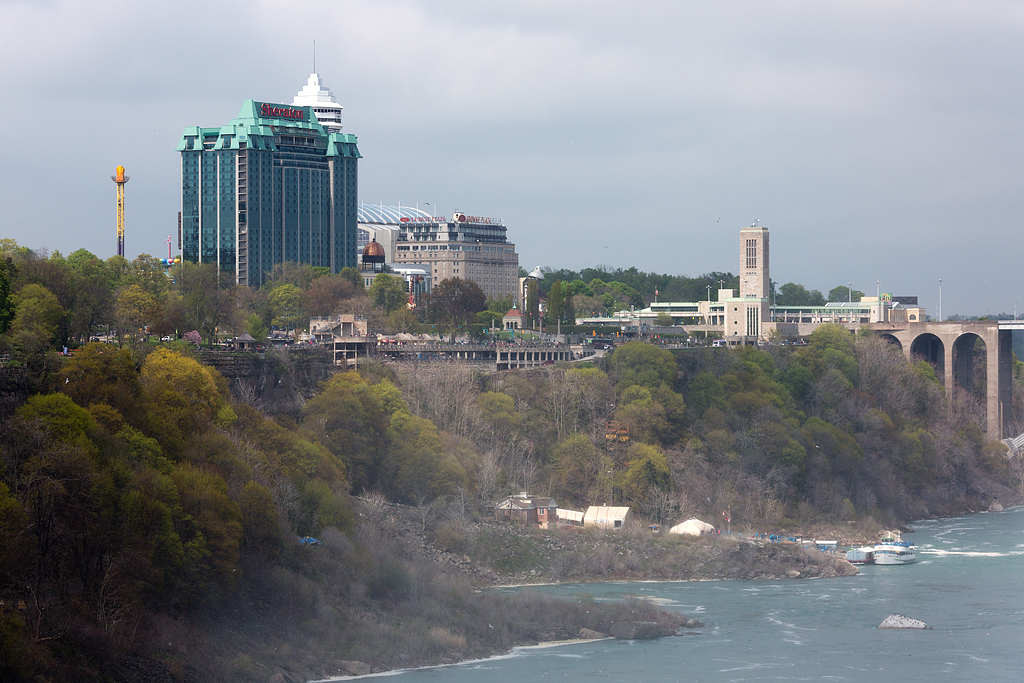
[2,0,1022,316]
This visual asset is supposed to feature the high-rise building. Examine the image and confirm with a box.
[725,224,770,339]
[177,75,360,286]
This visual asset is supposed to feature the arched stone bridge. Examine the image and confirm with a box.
[865,321,1023,440]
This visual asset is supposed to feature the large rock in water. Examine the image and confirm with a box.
[878,614,930,629]
[610,621,664,640]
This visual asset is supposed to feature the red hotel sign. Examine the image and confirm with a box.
[454,212,500,225]
[260,102,306,120]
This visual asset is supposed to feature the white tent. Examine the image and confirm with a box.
[583,505,632,530]
[669,518,716,536]
[557,508,585,526]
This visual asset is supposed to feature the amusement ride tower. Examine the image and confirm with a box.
[111,165,130,257]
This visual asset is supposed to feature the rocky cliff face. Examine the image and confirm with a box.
[201,348,336,416]
[0,366,33,419]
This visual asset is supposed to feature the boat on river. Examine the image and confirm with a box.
[872,530,916,565]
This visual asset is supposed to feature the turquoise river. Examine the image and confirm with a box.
[324,507,1023,682]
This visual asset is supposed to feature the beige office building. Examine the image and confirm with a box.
[393,212,518,300]
[358,205,518,300]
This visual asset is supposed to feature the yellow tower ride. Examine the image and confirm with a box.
[111,165,130,257]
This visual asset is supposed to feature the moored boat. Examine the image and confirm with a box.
[845,546,874,564]
[873,530,916,565]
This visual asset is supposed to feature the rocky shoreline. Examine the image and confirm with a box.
[384,507,862,588]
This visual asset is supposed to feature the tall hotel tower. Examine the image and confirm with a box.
[724,224,770,340]
[177,75,360,286]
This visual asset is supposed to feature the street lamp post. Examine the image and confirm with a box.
[939,279,942,322]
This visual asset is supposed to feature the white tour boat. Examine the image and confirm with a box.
[872,530,916,565]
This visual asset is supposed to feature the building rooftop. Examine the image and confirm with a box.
[292,73,343,132]
[362,239,385,258]
[358,204,434,225]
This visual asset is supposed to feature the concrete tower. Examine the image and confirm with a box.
[739,224,769,300]
[725,224,770,340]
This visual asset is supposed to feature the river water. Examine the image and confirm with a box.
[330,507,1024,682]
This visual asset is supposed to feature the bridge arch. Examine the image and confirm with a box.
[952,332,985,400]
[865,321,1012,439]
[878,333,902,350]
[910,333,944,377]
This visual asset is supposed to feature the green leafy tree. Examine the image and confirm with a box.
[798,323,859,384]
[296,479,352,536]
[268,261,324,289]
[170,464,243,591]
[16,392,98,451]
[385,307,419,334]
[115,284,157,355]
[387,411,468,502]
[239,481,282,552]
[477,391,521,442]
[621,442,672,503]
[65,249,114,342]
[547,281,566,326]
[59,343,147,428]
[827,284,865,303]
[369,273,408,314]
[0,258,19,334]
[476,309,502,328]
[551,434,611,506]
[245,312,269,343]
[427,277,486,338]
[339,266,363,289]
[777,282,825,306]
[609,341,677,392]
[304,273,360,318]
[268,283,304,338]
[525,279,540,327]
[178,261,225,343]
[128,253,170,301]
[486,294,516,314]
[140,348,222,456]
[614,385,671,444]
[372,378,408,417]
[10,283,65,355]
[301,372,390,492]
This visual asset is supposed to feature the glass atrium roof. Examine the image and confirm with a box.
[358,204,435,225]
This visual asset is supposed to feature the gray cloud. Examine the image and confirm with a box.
[1,0,1022,316]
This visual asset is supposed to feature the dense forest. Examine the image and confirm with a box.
[1,242,1022,680]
